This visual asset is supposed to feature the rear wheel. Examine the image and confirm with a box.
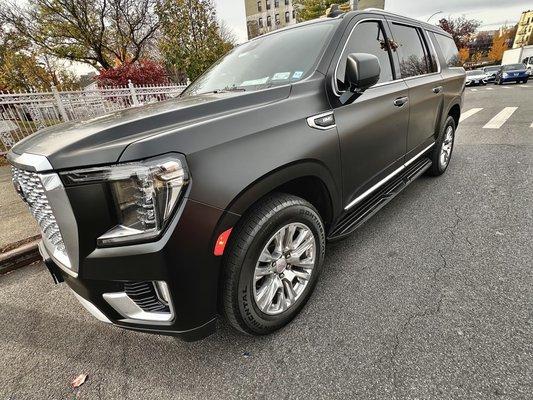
[427,116,455,177]
[221,193,325,335]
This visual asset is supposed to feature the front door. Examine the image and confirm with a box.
[331,17,409,209]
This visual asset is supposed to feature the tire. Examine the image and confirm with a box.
[427,116,456,177]
[221,193,326,335]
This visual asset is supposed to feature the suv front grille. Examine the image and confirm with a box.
[11,167,67,256]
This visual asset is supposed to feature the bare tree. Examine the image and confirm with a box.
[0,0,160,70]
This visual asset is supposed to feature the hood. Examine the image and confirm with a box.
[10,86,291,170]
[503,68,527,73]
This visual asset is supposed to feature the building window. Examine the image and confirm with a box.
[275,13,280,25]
[257,1,262,12]
[267,15,272,27]
[285,11,290,23]
[285,0,289,4]
[259,17,263,28]
[275,0,279,8]
[266,0,271,10]
[292,10,296,19]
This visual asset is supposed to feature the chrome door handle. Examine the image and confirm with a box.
[432,86,443,94]
[393,97,409,107]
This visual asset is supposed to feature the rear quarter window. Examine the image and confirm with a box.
[434,33,461,67]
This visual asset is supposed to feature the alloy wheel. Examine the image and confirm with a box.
[439,126,454,169]
[252,223,316,315]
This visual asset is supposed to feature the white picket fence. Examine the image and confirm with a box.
[0,81,187,153]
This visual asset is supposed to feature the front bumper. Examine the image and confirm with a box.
[500,74,529,82]
[465,79,486,86]
[39,197,239,341]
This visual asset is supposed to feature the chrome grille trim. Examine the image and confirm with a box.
[11,166,75,271]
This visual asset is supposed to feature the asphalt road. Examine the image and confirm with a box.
[1,83,532,400]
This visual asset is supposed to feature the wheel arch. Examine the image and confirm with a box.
[225,160,341,232]
[448,103,461,127]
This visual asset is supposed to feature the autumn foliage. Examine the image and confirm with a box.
[96,60,169,87]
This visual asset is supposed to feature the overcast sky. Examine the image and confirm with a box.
[216,0,533,43]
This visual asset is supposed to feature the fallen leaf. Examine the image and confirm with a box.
[71,374,88,388]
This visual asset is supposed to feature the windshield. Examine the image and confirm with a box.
[467,70,483,76]
[484,66,500,72]
[503,64,525,71]
[182,20,338,96]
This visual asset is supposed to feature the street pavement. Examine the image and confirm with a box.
[0,83,532,399]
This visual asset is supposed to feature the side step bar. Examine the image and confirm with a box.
[328,157,432,240]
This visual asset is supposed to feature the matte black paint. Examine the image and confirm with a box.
[9,10,465,340]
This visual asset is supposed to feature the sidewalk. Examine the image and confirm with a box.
[0,166,39,252]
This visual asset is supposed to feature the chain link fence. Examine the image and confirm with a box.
[0,81,187,154]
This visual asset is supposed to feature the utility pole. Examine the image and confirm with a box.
[351,0,358,10]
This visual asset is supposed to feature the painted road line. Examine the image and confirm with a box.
[483,107,518,129]
[531,121,533,128]
[502,86,511,89]
[460,108,483,122]
[486,87,494,90]
[470,88,478,91]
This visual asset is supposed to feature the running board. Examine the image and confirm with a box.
[328,157,432,240]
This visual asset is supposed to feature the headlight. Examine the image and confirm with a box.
[62,154,188,246]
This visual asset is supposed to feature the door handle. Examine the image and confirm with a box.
[393,97,409,107]
[432,86,443,94]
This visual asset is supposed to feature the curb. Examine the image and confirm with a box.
[0,238,41,274]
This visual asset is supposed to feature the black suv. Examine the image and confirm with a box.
[8,10,465,341]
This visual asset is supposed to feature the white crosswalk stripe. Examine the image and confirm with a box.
[486,87,494,90]
[502,86,511,89]
[483,107,518,129]
[530,121,533,128]
[460,108,483,122]
[471,88,478,91]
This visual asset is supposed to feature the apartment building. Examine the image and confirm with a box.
[513,10,533,48]
[245,0,296,40]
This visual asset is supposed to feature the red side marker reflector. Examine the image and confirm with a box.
[214,228,233,256]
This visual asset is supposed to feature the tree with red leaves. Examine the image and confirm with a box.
[438,17,481,49]
[96,60,169,87]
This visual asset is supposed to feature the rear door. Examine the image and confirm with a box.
[330,16,410,210]
[387,20,443,156]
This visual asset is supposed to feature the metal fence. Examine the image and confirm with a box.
[0,81,187,153]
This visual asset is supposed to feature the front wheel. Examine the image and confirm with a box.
[221,193,325,335]
[427,116,456,177]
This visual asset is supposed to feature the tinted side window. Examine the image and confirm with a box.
[390,23,433,78]
[336,21,394,91]
[434,33,461,67]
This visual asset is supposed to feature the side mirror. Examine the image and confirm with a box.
[345,53,381,92]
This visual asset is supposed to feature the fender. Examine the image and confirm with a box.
[227,159,340,216]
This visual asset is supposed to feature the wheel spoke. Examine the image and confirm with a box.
[290,227,309,251]
[290,257,315,268]
[259,247,275,263]
[291,235,314,259]
[254,266,273,281]
[284,224,297,250]
[274,228,286,255]
[291,269,311,281]
[283,279,297,304]
[256,276,281,312]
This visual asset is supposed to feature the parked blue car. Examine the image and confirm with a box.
[495,63,529,85]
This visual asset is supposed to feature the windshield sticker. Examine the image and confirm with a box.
[272,72,291,80]
[241,77,269,86]
[292,71,304,79]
